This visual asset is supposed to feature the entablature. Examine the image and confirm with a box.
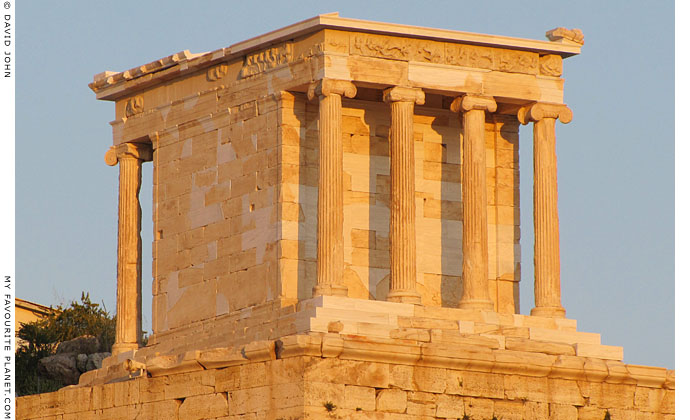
[90,13,580,103]
[97,16,583,146]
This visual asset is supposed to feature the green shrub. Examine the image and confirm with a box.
[16,293,116,396]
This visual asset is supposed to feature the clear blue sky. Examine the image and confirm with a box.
[16,0,674,369]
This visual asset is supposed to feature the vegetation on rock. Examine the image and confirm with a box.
[16,293,116,396]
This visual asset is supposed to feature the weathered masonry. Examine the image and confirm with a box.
[18,14,674,420]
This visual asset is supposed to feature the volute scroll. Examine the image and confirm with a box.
[104,142,153,166]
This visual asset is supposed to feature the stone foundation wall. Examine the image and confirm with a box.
[17,335,675,420]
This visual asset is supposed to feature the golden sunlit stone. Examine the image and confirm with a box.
[17,14,673,420]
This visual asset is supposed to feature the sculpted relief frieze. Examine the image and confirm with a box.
[352,34,412,60]
[207,63,229,81]
[236,33,559,79]
[496,50,538,74]
[125,96,144,117]
[539,54,563,77]
[322,31,350,54]
[240,43,294,78]
[445,43,538,75]
[327,38,349,54]
[413,42,444,64]
[351,34,447,64]
[445,44,493,70]
[346,33,547,76]
[296,43,324,61]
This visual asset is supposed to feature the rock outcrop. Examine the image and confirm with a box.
[37,336,110,385]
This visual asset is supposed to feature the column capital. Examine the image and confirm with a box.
[517,102,573,125]
[307,79,357,100]
[105,142,153,166]
[383,86,425,105]
[450,94,497,113]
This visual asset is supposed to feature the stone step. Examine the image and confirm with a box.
[288,296,600,350]
[312,307,398,325]
[307,316,397,338]
[301,295,579,332]
[292,305,412,338]
[529,327,600,345]
[302,295,415,317]
[574,343,624,360]
[415,305,578,331]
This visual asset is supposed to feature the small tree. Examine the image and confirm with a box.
[16,293,116,396]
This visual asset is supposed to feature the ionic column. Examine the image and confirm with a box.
[105,142,152,355]
[517,102,572,318]
[384,87,424,304]
[308,79,357,297]
[451,95,497,311]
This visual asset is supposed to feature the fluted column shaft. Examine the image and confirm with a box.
[451,95,497,311]
[308,79,357,297]
[105,142,152,355]
[384,87,424,304]
[518,102,572,318]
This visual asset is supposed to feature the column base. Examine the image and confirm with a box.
[530,306,566,318]
[111,342,139,356]
[458,299,494,311]
[312,284,349,298]
[387,290,422,305]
